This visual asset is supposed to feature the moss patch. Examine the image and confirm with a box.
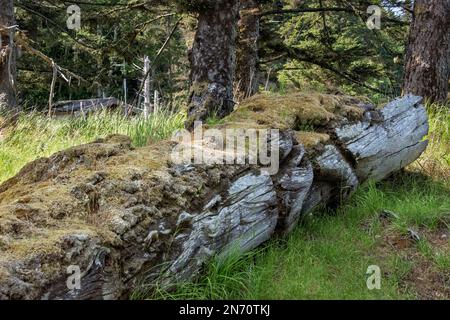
[224,93,365,130]
[295,131,331,148]
[0,134,172,265]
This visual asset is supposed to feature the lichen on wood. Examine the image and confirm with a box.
[0,93,428,299]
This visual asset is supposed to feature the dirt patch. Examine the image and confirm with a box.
[406,259,450,300]
[422,228,450,248]
[373,226,450,299]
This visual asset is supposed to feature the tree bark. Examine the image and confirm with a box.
[403,0,450,103]
[235,0,260,102]
[186,0,240,129]
[0,0,17,114]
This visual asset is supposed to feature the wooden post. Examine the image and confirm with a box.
[143,56,152,118]
[48,61,57,117]
[121,61,127,115]
[154,90,160,114]
[166,16,173,111]
[123,79,127,109]
[265,68,272,91]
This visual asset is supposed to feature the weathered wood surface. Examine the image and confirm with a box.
[51,98,122,116]
[0,94,428,299]
[335,95,428,182]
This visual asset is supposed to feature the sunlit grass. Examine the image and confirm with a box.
[0,110,185,182]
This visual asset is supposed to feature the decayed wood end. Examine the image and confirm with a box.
[0,94,428,300]
[51,98,123,117]
[335,95,428,182]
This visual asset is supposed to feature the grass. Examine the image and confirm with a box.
[146,103,449,300]
[0,110,185,182]
[148,176,449,300]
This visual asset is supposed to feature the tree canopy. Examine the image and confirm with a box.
[0,0,448,115]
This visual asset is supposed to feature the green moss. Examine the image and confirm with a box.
[295,131,330,148]
[223,92,365,130]
[189,81,209,96]
[0,134,173,271]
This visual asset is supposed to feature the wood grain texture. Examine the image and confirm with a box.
[0,95,428,299]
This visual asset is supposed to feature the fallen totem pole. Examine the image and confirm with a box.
[0,93,428,299]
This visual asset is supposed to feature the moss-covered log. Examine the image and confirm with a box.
[0,94,428,299]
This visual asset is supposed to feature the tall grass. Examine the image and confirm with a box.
[428,102,450,147]
[0,111,185,182]
[138,250,262,300]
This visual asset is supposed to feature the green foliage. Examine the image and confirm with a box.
[15,1,188,110]
[175,0,216,12]
[13,0,420,108]
[261,0,409,97]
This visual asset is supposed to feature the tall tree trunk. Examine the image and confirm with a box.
[186,0,239,129]
[403,0,450,103]
[0,0,17,114]
[235,0,260,102]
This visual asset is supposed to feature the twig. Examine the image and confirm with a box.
[259,4,409,25]
[269,42,385,94]
[259,53,287,64]
[0,25,19,32]
[61,0,131,6]
[118,13,176,53]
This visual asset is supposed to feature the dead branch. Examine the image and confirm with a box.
[15,32,89,85]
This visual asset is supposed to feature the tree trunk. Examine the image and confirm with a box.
[403,0,450,103]
[235,0,260,102]
[186,0,240,129]
[0,0,17,114]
